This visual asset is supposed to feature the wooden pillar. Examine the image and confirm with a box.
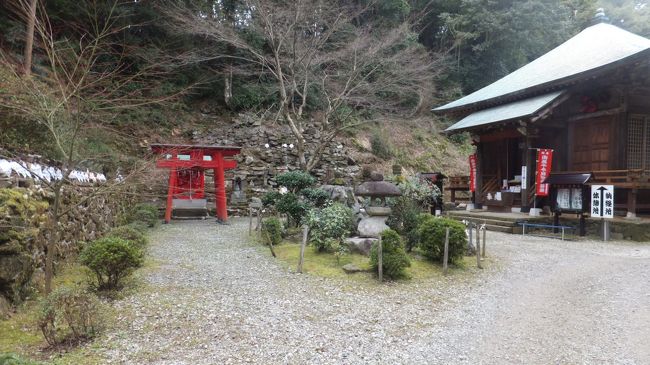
[626,188,638,218]
[475,142,484,208]
[450,189,456,203]
[215,152,228,222]
[521,131,532,213]
[165,167,177,223]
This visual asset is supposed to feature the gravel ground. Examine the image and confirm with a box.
[98,219,650,364]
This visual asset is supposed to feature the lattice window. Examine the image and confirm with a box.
[627,115,648,169]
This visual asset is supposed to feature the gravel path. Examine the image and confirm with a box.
[98,219,650,364]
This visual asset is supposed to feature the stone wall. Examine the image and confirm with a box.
[0,176,135,314]
[192,114,361,214]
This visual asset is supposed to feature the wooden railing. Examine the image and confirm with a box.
[448,175,470,190]
[560,169,650,188]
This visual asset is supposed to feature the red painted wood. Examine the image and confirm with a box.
[215,152,228,222]
[152,144,240,222]
[165,167,177,223]
[156,160,237,169]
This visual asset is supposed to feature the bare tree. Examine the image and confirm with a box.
[22,0,38,76]
[0,1,181,294]
[164,0,444,171]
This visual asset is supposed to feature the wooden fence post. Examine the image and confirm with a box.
[297,225,308,273]
[443,227,450,275]
[377,238,383,282]
[482,223,487,258]
[248,208,253,236]
[476,225,482,269]
[476,223,480,257]
[468,221,473,253]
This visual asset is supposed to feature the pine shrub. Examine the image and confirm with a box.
[370,229,411,279]
[275,171,316,193]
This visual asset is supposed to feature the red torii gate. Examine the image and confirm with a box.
[150,143,241,223]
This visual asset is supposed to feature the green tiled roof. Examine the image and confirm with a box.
[434,23,650,113]
[445,91,565,132]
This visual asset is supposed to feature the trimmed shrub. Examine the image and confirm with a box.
[305,203,354,252]
[275,171,316,193]
[370,229,411,279]
[37,285,100,346]
[262,191,283,207]
[79,237,143,290]
[275,193,310,225]
[262,217,283,246]
[300,188,330,207]
[127,203,159,227]
[108,225,147,249]
[386,196,421,251]
[417,216,467,264]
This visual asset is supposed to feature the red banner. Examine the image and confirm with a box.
[535,149,553,196]
[469,154,477,192]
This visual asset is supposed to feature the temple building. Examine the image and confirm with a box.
[435,12,650,218]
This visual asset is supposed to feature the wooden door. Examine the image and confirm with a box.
[571,117,610,171]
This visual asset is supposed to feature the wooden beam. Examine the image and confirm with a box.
[567,107,624,122]
[156,160,237,169]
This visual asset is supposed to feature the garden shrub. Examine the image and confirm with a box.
[398,176,441,207]
[262,191,283,207]
[386,196,421,251]
[275,171,316,193]
[300,188,330,207]
[305,203,354,252]
[0,353,42,365]
[127,203,159,227]
[125,221,148,233]
[369,229,411,279]
[37,285,100,346]
[417,216,467,264]
[262,217,283,246]
[275,194,310,225]
[79,237,143,290]
[108,225,147,249]
[370,131,393,159]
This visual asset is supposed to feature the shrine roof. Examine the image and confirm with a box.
[433,23,650,114]
[445,91,565,132]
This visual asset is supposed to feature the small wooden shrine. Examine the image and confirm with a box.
[150,143,241,223]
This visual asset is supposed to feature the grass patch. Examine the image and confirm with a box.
[0,228,157,364]
[272,242,479,283]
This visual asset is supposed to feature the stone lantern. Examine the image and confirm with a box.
[354,173,401,238]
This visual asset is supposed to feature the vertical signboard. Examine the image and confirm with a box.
[468,154,477,192]
[535,149,553,196]
[590,185,614,218]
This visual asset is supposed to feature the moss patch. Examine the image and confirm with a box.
[272,242,479,283]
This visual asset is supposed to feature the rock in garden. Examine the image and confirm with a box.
[344,237,378,256]
[342,263,364,273]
